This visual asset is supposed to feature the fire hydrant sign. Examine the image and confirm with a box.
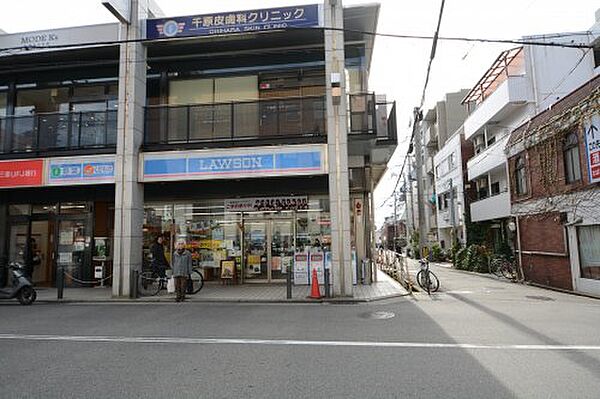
[584,114,600,184]
[0,159,44,188]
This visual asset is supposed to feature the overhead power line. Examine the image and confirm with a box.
[379,0,447,210]
[0,25,595,55]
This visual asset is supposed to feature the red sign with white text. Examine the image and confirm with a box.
[0,160,44,187]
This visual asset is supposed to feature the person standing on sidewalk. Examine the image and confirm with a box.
[172,241,192,302]
[150,235,169,278]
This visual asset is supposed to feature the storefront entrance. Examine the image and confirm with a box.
[6,203,93,287]
[243,218,294,282]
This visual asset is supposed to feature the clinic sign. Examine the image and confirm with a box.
[141,144,327,182]
[146,4,320,39]
[583,113,600,184]
[47,156,116,185]
[0,159,44,188]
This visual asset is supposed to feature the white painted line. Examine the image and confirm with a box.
[0,333,599,351]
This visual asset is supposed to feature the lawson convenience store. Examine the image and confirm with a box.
[0,143,364,288]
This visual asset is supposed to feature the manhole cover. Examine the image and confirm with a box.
[359,311,395,320]
[525,295,555,301]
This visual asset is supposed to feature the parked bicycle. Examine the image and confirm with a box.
[416,257,439,295]
[139,268,204,296]
[489,256,517,281]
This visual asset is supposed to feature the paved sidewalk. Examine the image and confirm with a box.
[30,270,408,303]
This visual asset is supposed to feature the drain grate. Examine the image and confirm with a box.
[525,295,555,301]
[359,311,395,320]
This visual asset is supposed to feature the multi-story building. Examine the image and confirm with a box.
[433,126,474,249]
[505,75,600,296]
[417,90,469,246]
[0,1,397,297]
[461,29,598,251]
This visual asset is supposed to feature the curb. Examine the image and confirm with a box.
[31,292,412,305]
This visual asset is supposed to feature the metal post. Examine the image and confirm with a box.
[130,269,138,299]
[57,265,64,300]
[324,267,331,298]
[286,262,292,299]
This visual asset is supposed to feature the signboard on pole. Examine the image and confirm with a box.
[147,4,320,40]
[583,113,600,184]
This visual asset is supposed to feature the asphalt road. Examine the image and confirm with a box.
[1,265,599,398]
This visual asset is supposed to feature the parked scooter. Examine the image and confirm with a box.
[0,262,37,305]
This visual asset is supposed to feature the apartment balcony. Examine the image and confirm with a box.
[467,134,509,180]
[144,93,397,151]
[0,110,117,158]
[464,76,530,140]
[470,191,511,222]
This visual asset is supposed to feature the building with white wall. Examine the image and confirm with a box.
[461,30,599,250]
[433,127,473,249]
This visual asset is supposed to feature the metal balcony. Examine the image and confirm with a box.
[143,93,397,150]
[0,110,118,157]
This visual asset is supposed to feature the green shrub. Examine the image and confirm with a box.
[431,243,443,262]
[455,244,490,272]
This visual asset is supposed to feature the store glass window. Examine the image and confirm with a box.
[296,197,331,252]
[32,204,58,214]
[0,91,6,117]
[15,87,69,115]
[9,204,31,216]
[577,225,600,280]
[143,203,175,267]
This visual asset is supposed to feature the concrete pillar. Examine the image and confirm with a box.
[112,0,148,297]
[325,0,353,297]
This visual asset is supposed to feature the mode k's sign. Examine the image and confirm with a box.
[0,160,44,188]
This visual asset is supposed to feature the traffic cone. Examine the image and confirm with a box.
[308,268,323,299]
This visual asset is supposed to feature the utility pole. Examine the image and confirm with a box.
[393,192,398,252]
[406,158,415,238]
[413,107,426,256]
[449,178,457,245]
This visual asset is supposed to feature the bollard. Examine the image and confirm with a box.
[324,268,331,298]
[130,269,139,299]
[57,265,64,300]
[286,263,292,299]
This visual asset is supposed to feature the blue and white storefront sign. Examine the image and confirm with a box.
[146,4,320,40]
[141,144,327,182]
[46,156,116,186]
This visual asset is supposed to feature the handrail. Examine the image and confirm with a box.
[146,94,327,109]
[0,109,118,155]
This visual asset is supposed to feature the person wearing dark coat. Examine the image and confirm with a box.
[150,236,169,278]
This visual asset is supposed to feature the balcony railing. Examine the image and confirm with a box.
[0,110,118,155]
[144,96,327,146]
[144,93,396,148]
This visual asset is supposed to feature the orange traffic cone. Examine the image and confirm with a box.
[308,268,323,299]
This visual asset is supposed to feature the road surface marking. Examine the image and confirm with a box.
[0,333,599,351]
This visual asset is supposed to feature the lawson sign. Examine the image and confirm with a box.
[141,145,327,182]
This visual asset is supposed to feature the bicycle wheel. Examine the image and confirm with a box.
[501,264,516,280]
[189,269,204,294]
[416,270,427,290]
[427,271,440,293]
[489,258,503,277]
[139,271,161,296]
